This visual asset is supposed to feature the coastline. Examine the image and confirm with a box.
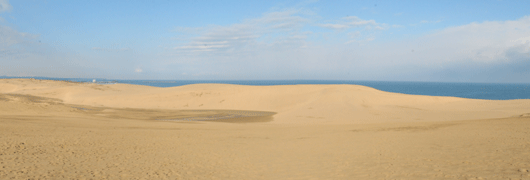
[2,77,529,100]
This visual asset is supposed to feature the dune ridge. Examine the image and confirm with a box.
[2,79,530,179]
[1,78,529,124]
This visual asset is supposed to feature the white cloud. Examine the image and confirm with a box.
[341,16,530,82]
[363,16,530,68]
[173,41,230,52]
[425,16,530,63]
[318,16,387,30]
[164,14,530,82]
[343,16,378,27]
[170,11,393,61]
[316,16,393,43]
[172,9,310,55]
[318,23,349,30]
[344,31,365,44]
[0,25,39,48]
[0,25,132,79]
[0,0,12,13]
[512,36,530,44]
[3,2,529,82]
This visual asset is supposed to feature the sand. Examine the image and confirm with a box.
[1,78,530,179]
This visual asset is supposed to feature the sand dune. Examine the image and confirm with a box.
[1,79,529,124]
[1,79,530,179]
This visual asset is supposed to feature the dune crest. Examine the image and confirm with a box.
[2,79,530,179]
[1,79,529,124]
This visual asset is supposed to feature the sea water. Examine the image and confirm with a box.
[2,77,529,100]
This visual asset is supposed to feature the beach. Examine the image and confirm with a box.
[1,78,530,179]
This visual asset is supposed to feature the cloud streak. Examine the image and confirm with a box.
[172,9,310,56]
[357,16,530,82]
[318,16,387,30]
[0,0,12,13]
[163,14,530,82]
[1,2,529,82]
[0,25,39,48]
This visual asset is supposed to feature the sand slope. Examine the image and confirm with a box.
[1,79,530,179]
[1,79,529,124]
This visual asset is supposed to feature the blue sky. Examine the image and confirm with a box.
[1,0,530,82]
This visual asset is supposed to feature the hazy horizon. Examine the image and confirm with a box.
[1,0,530,83]
[4,76,530,85]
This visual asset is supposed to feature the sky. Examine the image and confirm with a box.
[1,0,530,82]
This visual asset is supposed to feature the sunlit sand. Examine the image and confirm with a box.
[1,79,530,179]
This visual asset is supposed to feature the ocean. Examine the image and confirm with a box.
[2,77,529,100]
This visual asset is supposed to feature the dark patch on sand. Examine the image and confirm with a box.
[0,93,276,123]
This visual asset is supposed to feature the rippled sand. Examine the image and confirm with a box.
[1,79,530,179]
